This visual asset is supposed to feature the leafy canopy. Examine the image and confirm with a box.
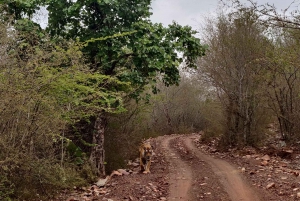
[1,0,206,99]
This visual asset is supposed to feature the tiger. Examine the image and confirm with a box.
[139,140,153,174]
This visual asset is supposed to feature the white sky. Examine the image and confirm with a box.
[150,0,299,31]
[34,0,298,30]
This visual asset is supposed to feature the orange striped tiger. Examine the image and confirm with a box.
[139,141,153,174]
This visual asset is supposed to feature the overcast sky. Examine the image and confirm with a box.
[35,1,298,30]
[150,0,299,31]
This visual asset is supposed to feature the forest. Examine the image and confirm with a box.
[0,0,300,200]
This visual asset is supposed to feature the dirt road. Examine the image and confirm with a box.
[64,134,282,201]
[161,136,193,200]
[161,134,261,201]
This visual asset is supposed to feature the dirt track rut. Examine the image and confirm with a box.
[161,136,193,200]
[161,134,261,201]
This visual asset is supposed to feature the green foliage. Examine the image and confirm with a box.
[66,141,85,165]
[39,0,206,177]
[0,0,41,20]
[0,172,14,201]
[262,28,300,142]
[0,19,128,199]
[2,0,206,99]
[3,157,89,200]
[0,0,207,198]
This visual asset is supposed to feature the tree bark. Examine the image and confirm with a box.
[89,114,107,176]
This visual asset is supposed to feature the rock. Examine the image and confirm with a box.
[294,171,300,177]
[266,182,275,189]
[261,155,271,161]
[260,161,268,166]
[160,197,167,200]
[131,162,140,167]
[297,192,300,198]
[279,140,286,147]
[279,162,288,167]
[249,171,256,175]
[278,150,293,159]
[96,176,109,187]
[211,148,218,153]
[111,170,122,177]
[241,167,246,172]
[66,196,80,201]
[118,169,130,175]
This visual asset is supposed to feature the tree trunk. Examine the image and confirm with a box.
[89,114,107,176]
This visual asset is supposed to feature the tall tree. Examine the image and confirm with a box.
[1,0,206,175]
[223,0,300,143]
[199,9,270,147]
[264,28,300,141]
[222,0,300,29]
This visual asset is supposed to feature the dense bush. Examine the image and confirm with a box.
[0,20,120,199]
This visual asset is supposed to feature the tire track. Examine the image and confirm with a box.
[160,135,193,200]
[184,135,261,201]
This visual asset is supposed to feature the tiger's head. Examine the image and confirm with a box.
[143,143,153,160]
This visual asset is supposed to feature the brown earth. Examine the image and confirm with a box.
[58,133,300,201]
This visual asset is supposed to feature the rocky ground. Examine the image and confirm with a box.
[196,136,300,201]
[54,133,300,201]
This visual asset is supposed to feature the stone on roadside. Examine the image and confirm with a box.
[261,155,271,161]
[293,171,300,177]
[118,169,130,175]
[66,196,80,201]
[261,160,268,166]
[266,182,275,189]
[111,170,123,177]
[131,162,140,167]
[249,170,256,175]
[96,176,109,187]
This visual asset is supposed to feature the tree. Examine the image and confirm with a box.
[0,17,131,198]
[199,9,271,147]
[1,0,206,176]
[223,0,300,143]
[222,0,300,29]
[263,28,300,141]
